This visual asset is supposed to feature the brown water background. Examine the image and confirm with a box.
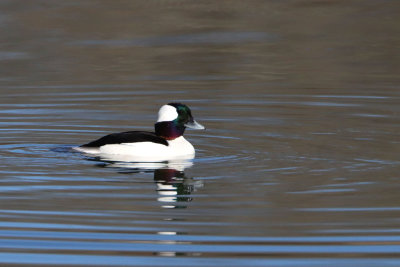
[1,1,400,266]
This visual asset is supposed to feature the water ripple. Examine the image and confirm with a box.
[71,32,276,47]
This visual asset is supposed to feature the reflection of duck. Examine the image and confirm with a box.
[84,157,202,256]
[154,168,203,209]
[93,158,203,209]
[74,103,205,161]
[95,157,194,171]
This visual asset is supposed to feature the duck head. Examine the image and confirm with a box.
[155,103,205,140]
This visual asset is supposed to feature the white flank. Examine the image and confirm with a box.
[157,105,178,122]
[76,136,195,162]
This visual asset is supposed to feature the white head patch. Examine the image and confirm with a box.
[157,104,178,122]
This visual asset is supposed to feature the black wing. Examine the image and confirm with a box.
[80,131,168,147]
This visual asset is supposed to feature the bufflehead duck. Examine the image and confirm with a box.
[73,103,205,161]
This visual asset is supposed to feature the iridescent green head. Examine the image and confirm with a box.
[155,103,205,140]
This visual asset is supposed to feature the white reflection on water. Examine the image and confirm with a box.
[92,156,203,209]
[90,157,204,257]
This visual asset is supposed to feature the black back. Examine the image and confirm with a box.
[81,131,168,147]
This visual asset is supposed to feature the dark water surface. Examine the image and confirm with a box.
[1,1,400,266]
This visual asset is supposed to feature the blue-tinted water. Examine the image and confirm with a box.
[1,1,400,266]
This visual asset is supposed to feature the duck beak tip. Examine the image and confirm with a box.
[185,120,205,130]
